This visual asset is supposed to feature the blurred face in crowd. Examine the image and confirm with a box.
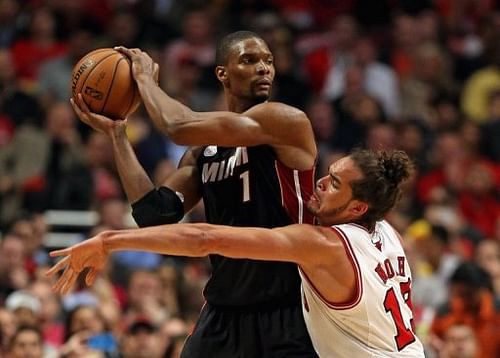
[366,124,396,151]
[183,11,213,45]
[393,14,418,47]
[0,308,17,349]
[108,11,138,47]
[441,324,478,358]
[98,199,127,230]
[9,328,43,358]
[331,15,358,50]
[465,162,495,195]
[343,66,364,96]
[397,123,423,156]
[12,308,38,327]
[30,280,61,323]
[86,132,114,167]
[307,98,335,142]
[122,327,163,358]
[45,102,77,140]
[450,282,482,311]
[0,234,25,269]
[0,49,15,83]
[476,241,500,279]
[70,306,104,336]
[30,7,55,38]
[353,38,376,65]
[11,219,37,251]
[127,271,162,310]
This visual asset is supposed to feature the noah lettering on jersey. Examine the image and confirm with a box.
[374,256,407,284]
[202,147,249,183]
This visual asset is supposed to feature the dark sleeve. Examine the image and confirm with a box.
[131,186,184,227]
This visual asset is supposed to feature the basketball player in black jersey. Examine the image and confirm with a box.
[69,31,318,357]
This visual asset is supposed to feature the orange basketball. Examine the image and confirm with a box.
[71,48,141,119]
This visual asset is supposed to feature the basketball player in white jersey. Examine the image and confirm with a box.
[47,149,425,357]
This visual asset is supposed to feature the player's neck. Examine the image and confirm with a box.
[225,94,261,113]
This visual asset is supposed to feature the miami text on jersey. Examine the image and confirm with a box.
[202,147,249,183]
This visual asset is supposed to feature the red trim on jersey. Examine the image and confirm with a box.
[274,160,315,224]
[299,227,363,310]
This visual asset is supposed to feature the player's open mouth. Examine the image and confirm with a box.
[310,192,320,204]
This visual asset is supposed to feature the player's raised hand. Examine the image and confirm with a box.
[71,93,127,137]
[115,46,159,84]
[46,236,109,295]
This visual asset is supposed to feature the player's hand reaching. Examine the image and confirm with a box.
[115,46,159,84]
[71,93,127,137]
[46,236,109,294]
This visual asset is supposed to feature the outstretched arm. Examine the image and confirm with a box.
[46,223,336,294]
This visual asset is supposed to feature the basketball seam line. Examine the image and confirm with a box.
[78,50,118,105]
[100,56,124,117]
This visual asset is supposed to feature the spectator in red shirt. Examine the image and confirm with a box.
[10,7,66,90]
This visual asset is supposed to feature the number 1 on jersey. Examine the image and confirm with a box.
[240,170,250,202]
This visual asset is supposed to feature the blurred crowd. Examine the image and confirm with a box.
[0,0,499,357]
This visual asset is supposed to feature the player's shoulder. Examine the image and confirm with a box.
[331,222,371,236]
[248,101,308,121]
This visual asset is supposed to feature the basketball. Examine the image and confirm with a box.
[71,48,141,119]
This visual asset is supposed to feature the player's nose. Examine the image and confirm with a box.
[256,60,270,74]
[316,176,327,191]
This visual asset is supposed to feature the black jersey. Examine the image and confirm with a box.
[197,144,315,306]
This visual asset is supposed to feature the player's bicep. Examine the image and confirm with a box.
[168,103,312,148]
[168,111,273,147]
[207,224,325,263]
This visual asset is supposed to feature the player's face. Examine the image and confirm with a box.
[307,157,366,226]
[225,38,275,102]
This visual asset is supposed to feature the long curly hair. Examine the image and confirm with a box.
[349,149,413,230]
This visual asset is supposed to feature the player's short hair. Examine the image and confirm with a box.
[349,149,412,228]
[215,31,264,66]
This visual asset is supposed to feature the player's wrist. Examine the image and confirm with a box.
[97,230,113,254]
[109,125,128,142]
[135,73,157,87]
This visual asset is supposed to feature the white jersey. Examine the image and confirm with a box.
[299,221,425,357]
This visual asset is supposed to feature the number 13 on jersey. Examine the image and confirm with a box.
[384,279,416,351]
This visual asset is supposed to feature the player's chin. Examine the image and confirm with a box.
[306,201,319,215]
[253,91,270,103]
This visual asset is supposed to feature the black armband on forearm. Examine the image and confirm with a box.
[131,186,184,227]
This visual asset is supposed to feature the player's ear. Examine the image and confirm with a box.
[215,66,228,83]
[351,201,368,217]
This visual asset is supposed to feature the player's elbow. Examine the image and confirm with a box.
[177,227,213,257]
[200,231,229,257]
[196,230,215,256]
[160,119,184,141]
